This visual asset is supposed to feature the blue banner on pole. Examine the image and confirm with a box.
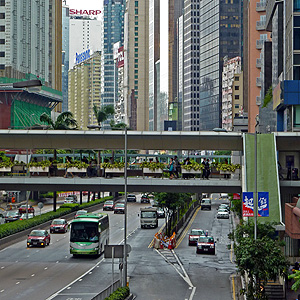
[258,192,269,217]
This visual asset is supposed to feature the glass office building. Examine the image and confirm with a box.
[183,0,242,131]
[101,0,125,128]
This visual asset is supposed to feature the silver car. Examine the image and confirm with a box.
[217,208,229,219]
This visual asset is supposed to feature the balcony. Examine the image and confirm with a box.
[256,1,266,12]
[256,39,269,49]
[256,58,262,68]
[256,20,266,31]
[256,95,261,105]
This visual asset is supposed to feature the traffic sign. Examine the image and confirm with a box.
[104,244,131,259]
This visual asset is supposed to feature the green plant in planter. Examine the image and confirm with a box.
[101,161,127,170]
[215,163,241,172]
[0,160,14,168]
[28,160,52,170]
[65,161,89,169]
[181,161,204,171]
[140,161,165,171]
[13,160,26,166]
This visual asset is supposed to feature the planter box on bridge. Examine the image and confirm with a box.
[143,168,163,178]
[0,167,11,172]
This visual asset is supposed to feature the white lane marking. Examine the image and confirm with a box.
[0,289,4,292]
[155,249,197,300]
[31,274,35,277]
[56,261,59,263]
[1,266,4,269]
[46,257,105,300]
[44,267,48,270]
[16,282,20,285]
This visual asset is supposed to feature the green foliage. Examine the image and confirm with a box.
[288,270,300,291]
[40,111,78,130]
[110,120,129,130]
[28,160,51,169]
[262,86,273,108]
[93,104,115,127]
[65,161,89,169]
[104,286,130,300]
[101,162,127,169]
[140,161,165,171]
[231,197,242,219]
[0,196,113,239]
[231,220,289,299]
[215,162,241,172]
[180,161,204,171]
[0,160,13,168]
[0,207,71,239]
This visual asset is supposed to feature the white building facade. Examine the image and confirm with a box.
[69,16,101,70]
[222,56,241,131]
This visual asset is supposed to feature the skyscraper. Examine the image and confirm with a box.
[62,3,70,112]
[183,0,242,131]
[101,0,125,129]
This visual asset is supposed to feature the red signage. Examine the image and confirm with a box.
[70,9,101,16]
[233,193,240,200]
[117,46,124,68]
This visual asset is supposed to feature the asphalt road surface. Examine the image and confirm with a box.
[0,193,236,300]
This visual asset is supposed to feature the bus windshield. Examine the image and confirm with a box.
[70,222,99,242]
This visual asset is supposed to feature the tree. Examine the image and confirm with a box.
[231,221,289,299]
[288,270,300,292]
[40,111,78,130]
[39,111,78,212]
[110,120,129,130]
[153,192,190,236]
[93,104,114,129]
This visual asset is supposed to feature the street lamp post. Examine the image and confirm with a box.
[254,114,259,240]
[123,127,128,286]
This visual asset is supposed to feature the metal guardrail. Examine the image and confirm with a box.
[91,279,121,300]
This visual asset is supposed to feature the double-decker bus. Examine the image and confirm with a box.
[70,213,109,256]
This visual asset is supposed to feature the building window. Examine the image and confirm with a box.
[0,64,5,70]
[0,39,4,44]
[294,0,300,12]
[0,25,4,32]
[294,105,300,127]
[234,76,239,81]
[235,95,240,100]
[235,105,239,109]
[0,52,5,57]
[235,86,239,90]
[0,13,5,19]
[294,28,300,50]
[0,0,4,6]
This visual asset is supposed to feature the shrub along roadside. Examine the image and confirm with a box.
[104,287,130,300]
[0,196,113,239]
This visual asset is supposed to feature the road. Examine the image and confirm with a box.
[0,193,236,300]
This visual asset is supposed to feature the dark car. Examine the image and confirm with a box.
[141,194,150,203]
[196,236,216,255]
[103,200,114,211]
[4,211,20,223]
[127,194,136,202]
[19,204,35,214]
[50,219,68,233]
[201,198,211,210]
[27,230,51,247]
[188,229,205,246]
[114,203,125,214]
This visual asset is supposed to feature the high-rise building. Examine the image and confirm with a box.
[0,0,63,128]
[0,0,62,91]
[183,0,242,131]
[69,16,101,70]
[101,0,125,129]
[222,56,242,132]
[124,0,149,130]
[62,3,70,112]
[68,51,101,130]
[244,0,270,133]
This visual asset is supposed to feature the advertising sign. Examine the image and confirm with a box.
[233,193,240,200]
[242,192,254,217]
[242,192,269,217]
[117,46,124,68]
[75,49,91,65]
[70,9,101,16]
[258,192,269,217]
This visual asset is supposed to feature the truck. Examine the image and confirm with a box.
[140,207,158,229]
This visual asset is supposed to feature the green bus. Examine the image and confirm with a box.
[70,213,109,256]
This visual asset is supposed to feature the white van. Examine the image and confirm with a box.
[219,193,229,201]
